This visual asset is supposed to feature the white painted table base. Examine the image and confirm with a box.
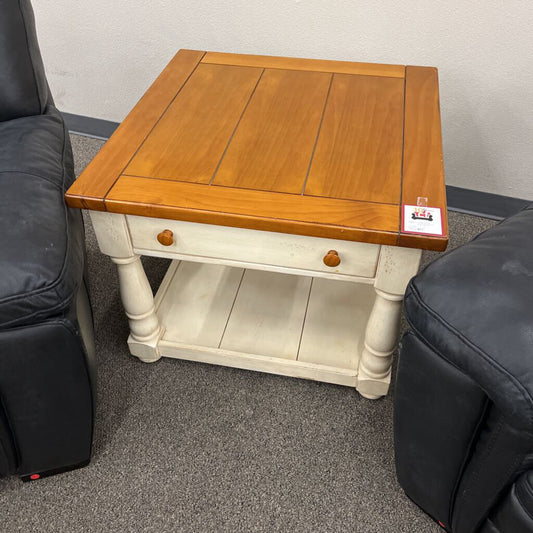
[90,211,421,399]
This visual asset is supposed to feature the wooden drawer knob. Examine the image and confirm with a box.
[323,250,341,267]
[157,229,174,246]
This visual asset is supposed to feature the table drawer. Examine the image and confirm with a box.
[126,215,380,279]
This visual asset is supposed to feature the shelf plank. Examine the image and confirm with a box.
[220,269,312,359]
[298,279,375,369]
[153,265,368,386]
[157,261,244,347]
[158,340,357,387]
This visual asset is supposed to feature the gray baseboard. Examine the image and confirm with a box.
[62,112,119,140]
[61,111,531,220]
[446,186,530,220]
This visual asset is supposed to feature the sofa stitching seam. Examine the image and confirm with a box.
[474,455,525,530]
[523,473,533,497]
[517,479,533,522]
[448,397,491,526]
[0,170,64,190]
[453,414,503,529]
[0,293,76,329]
[516,490,533,523]
[0,393,21,472]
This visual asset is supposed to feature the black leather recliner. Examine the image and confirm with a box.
[395,204,533,532]
[0,0,95,480]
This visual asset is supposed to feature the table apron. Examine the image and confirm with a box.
[126,214,381,281]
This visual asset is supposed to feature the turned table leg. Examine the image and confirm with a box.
[90,211,163,362]
[111,255,163,362]
[356,246,422,399]
[357,289,403,399]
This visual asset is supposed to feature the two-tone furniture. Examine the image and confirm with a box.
[66,50,447,399]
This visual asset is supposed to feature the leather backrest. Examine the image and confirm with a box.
[0,0,51,121]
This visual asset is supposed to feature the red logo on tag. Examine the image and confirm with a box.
[411,207,434,221]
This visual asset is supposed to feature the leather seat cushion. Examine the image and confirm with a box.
[404,205,533,432]
[0,108,83,328]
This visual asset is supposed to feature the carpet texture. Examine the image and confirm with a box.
[0,134,497,533]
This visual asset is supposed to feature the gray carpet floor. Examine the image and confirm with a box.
[0,134,497,533]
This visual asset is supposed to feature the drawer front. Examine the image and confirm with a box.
[127,215,380,279]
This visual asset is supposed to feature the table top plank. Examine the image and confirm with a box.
[106,176,400,244]
[125,63,263,183]
[65,50,448,251]
[212,68,331,193]
[65,49,205,210]
[400,66,448,250]
[202,51,405,79]
[305,74,404,204]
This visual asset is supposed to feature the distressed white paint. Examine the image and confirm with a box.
[298,278,375,370]
[357,246,421,399]
[90,211,163,362]
[374,246,422,295]
[157,340,358,388]
[127,215,380,280]
[220,269,312,359]
[90,211,133,258]
[90,211,421,396]
[157,261,244,347]
[33,0,533,199]
[155,265,363,387]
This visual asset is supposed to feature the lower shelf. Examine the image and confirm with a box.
[153,260,376,387]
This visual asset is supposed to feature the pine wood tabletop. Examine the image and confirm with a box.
[66,49,448,251]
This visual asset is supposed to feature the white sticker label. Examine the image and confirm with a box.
[402,205,443,236]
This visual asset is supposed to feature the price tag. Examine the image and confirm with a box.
[402,205,444,236]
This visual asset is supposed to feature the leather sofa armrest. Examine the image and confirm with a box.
[404,205,533,435]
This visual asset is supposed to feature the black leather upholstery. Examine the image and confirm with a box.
[481,472,533,533]
[0,0,50,121]
[395,332,488,528]
[0,0,95,480]
[0,109,84,328]
[395,205,533,532]
[0,319,94,476]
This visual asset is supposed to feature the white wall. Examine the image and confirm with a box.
[32,0,533,199]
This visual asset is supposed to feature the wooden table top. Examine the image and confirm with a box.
[66,49,448,251]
